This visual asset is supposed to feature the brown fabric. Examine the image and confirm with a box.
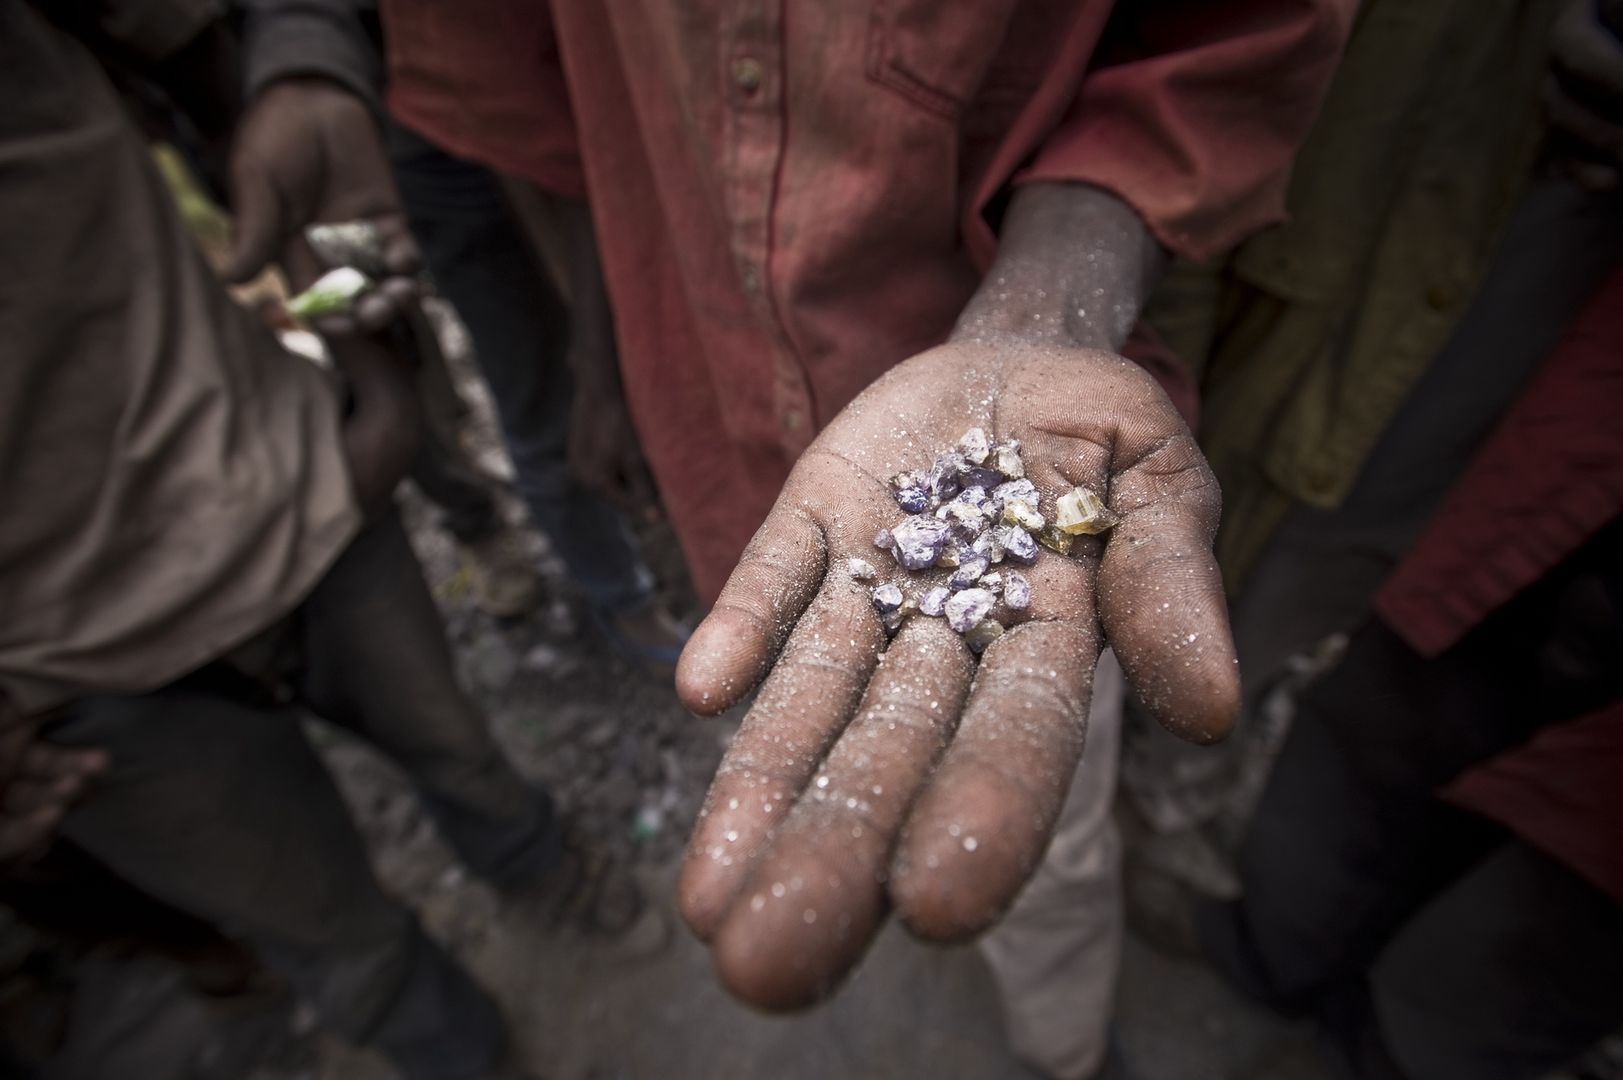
[0,0,360,712]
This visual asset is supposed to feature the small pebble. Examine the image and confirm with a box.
[848,557,877,582]
[1003,570,1031,610]
[1000,525,1039,565]
[1053,485,1119,535]
[963,620,1004,654]
[945,588,995,633]
[871,583,904,613]
[948,554,990,590]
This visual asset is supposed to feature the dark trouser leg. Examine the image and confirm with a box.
[1199,621,1511,1014]
[1204,528,1623,1071]
[1372,841,1623,1080]
[387,122,653,612]
[296,511,562,887]
[49,687,504,1080]
[408,424,502,544]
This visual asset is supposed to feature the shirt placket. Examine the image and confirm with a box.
[723,1,815,456]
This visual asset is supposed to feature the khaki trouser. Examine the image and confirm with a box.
[978,652,1123,1080]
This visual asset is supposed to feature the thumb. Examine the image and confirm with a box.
[223,166,284,284]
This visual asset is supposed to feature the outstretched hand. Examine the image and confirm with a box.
[674,337,1237,1008]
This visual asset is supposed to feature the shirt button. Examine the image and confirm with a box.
[732,57,764,93]
[782,409,804,431]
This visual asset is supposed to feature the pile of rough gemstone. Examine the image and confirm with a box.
[848,427,1118,653]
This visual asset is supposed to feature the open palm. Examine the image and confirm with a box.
[674,339,1238,1008]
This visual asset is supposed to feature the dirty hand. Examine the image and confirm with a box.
[226,78,421,330]
[674,334,1237,1008]
[1547,0,1623,190]
[0,694,108,865]
[331,334,421,516]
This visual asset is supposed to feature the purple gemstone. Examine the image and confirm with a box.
[999,525,1039,565]
[949,554,990,590]
[972,528,1006,564]
[953,486,990,509]
[871,583,904,613]
[927,453,965,502]
[992,479,1039,514]
[1003,570,1031,610]
[918,585,950,617]
[937,501,987,543]
[961,465,1003,490]
[895,486,929,513]
[958,427,991,465]
[890,516,951,570]
[945,588,995,634]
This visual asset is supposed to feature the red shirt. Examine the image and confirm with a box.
[384,0,1354,600]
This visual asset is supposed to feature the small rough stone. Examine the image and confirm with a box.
[945,588,995,633]
[927,453,966,503]
[992,478,1039,513]
[287,267,371,319]
[1003,570,1031,610]
[999,525,1039,565]
[953,486,990,510]
[848,557,877,582]
[990,443,1025,480]
[871,583,904,613]
[305,221,387,276]
[979,570,1003,594]
[1002,498,1045,532]
[918,585,951,617]
[972,529,1006,564]
[874,527,894,552]
[962,619,1005,654]
[937,501,988,542]
[1054,485,1120,535]
[958,427,991,465]
[961,465,1004,490]
[890,516,952,570]
[1038,523,1075,555]
[895,487,929,514]
[948,554,990,590]
[936,544,962,569]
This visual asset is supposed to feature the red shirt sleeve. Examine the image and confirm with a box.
[381,0,586,199]
[1019,0,1357,260]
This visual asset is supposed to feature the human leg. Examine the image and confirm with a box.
[387,122,656,615]
[1371,840,1623,1080]
[48,681,505,1080]
[977,652,1124,1080]
[296,511,563,889]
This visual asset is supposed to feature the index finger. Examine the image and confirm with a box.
[675,466,831,717]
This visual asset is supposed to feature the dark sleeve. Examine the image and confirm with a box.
[239,0,383,108]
